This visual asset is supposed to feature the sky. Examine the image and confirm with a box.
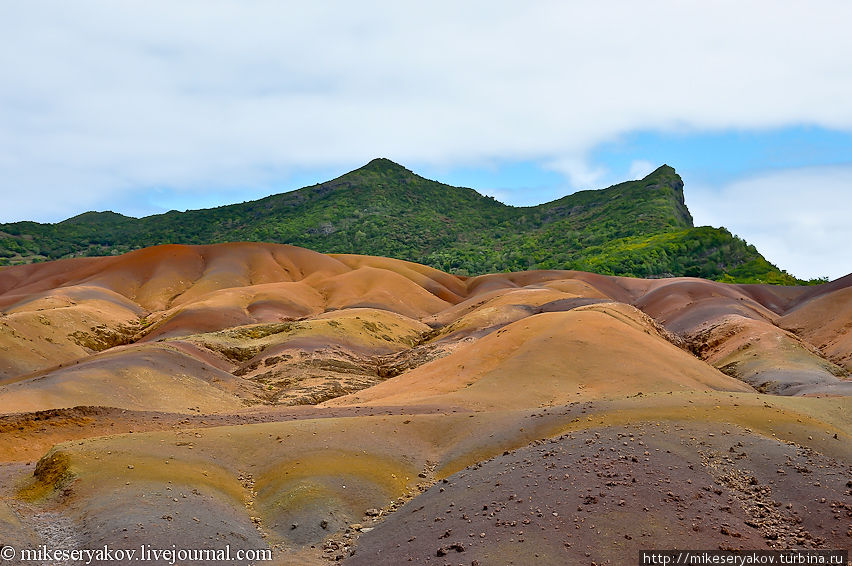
[1,2,851,280]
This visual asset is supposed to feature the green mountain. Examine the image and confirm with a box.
[0,158,800,283]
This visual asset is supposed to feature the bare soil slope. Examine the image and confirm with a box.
[0,244,849,565]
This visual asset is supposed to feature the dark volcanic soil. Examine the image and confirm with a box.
[346,423,852,566]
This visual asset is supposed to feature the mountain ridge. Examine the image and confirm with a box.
[0,159,800,284]
[38,160,685,221]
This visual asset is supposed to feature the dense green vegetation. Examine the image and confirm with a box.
[0,158,806,284]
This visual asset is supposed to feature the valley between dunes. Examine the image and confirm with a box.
[0,243,850,565]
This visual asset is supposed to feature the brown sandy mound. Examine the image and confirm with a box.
[0,406,199,463]
[423,287,590,341]
[734,283,811,314]
[620,277,852,396]
[0,404,461,464]
[348,422,852,565]
[634,279,778,334]
[0,343,258,414]
[422,275,614,320]
[1,245,849,418]
[780,284,852,372]
[75,243,346,312]
[314,267,452,319]
[325,305,753,410]
[182,308,431,405]
[686,314,851,396]
[330,254,468,303]
[0,243,459,318]
[137,280,325,342]
[0,286,144,381]
[463,269,642,304]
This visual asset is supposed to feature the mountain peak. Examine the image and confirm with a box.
[58,210,131,226]
[642,164,677,181]
[357,157,412,176]
[635,164,690,227]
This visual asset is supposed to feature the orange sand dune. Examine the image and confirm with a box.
[325,304,753,410]
[424,281,609,330]
[0,285,144,380]
[464,270,638,303]
[779,282,852,371]
[734,283,811,314]
[314,266,453,318]
[423,287,597,341]
[0,342,257,413]
[138,281,326,341]
[687,314,851,395]
[633,278,779,333]
[0,244,344,312]
[331,254,468,303]
[178,307,428,364]
[785,272,852,309]
[0,243,849,412]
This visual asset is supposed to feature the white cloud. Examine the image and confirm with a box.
[0,0,851,241]
[687,165,852,281]
[628,160,656,181]
[545,157,607,190]
[479,189,513,204]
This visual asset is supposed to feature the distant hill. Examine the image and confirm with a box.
[0,158,801,283]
